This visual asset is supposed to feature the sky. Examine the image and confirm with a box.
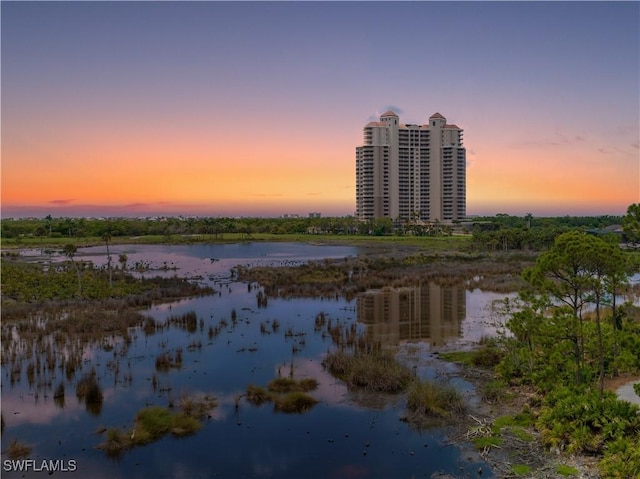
[2,1,639,219]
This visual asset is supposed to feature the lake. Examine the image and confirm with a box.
[2,243,507,478]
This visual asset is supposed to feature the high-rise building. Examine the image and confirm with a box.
[355,111,466,222]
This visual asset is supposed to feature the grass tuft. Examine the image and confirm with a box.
[323,350,413,392]
[246,384,271,405]
[6,439,31,459]
[272,392,319,413]
[406,379,466,418]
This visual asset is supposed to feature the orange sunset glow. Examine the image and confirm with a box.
[2,2,638,218]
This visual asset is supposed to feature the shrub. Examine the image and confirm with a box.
[471,347,504,368]
[598,437,640,479]
[537,387,640,456]
[479,379,508,404]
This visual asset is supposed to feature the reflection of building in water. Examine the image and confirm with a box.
[357,283,465,346]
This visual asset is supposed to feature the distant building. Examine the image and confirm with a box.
[308,212,321,218]
[355,111,466,223]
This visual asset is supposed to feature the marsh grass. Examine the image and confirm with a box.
[236,252,530,301]
[322,350,413,392]
[247,377,320,412]
[177,394,217,419]
[267,377,319,393]
[134,406,200,442]
[406,379,466,419]
[98,395,215,457]
[76,370,103,413]
[155,349,183,372]
[246,384,271,405]
[6,439,31,459]
[272,392,318,413]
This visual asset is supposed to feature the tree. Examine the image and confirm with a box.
[524,231,630,390]
[102,231,113,289]
[622,203,640,244]
[45,214,53,236]
[525,231,598,385]
[63,244,82,297]
[525,212,533,230]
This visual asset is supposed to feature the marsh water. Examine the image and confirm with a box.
[2,243,508,478]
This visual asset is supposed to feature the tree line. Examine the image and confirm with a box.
[2,205,638,253]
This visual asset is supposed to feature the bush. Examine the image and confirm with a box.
[471,347,504,368]
[537,387,640,457]
[598,437,640,479]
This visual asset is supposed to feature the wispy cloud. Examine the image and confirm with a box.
[49,199,75,205]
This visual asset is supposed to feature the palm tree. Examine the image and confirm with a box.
[63,244,82,297]
[45,214,53,236]
[525,213,533,230]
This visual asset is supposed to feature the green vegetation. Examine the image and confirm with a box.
[2,212,631,252]
[267,377,319,393]
[405,379,465,418]
[322,350,414,392]
[439,345,503,369]
[245,377,320,413]
[488,231,640,476]
[634,382,640,397]
[98,395,216,457]
[472,435,503,450]
[272,392,319,413]
[511,464,533,476]
[245,384,271,406]
[1,258,212,302]
[556,464,579,476]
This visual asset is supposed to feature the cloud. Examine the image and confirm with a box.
[380,105,404,115]
[49,199,75,205]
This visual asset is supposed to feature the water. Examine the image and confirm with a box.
[2,243,501,478]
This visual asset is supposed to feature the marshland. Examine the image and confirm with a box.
[2,221,639,478]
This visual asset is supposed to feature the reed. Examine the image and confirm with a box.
[272,392,318,413]
[322,350,413,393]
[267,377,319,393]
[406,379,466,418]
[246,384,271,405]
[6,439,31,459]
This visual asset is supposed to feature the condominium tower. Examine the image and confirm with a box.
[355,111,466,222]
